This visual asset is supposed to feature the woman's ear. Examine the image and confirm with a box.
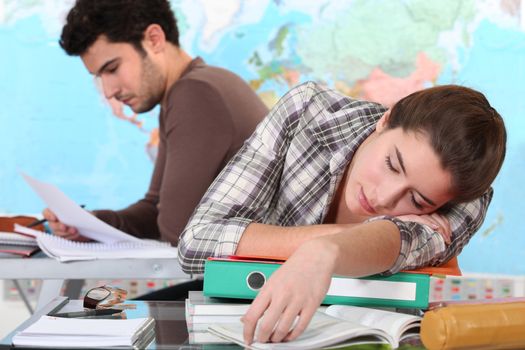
[375,110,391,132]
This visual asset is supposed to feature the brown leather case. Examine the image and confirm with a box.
[0,216,44,232]
[421,301,525,350]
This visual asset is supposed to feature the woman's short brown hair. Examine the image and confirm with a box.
[386,85,506,203]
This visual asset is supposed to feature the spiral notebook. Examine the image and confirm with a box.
[14,224,177,262]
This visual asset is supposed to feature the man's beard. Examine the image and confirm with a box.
[133,56,165,113]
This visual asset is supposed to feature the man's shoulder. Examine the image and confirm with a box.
[165,63,253,105]
[178,59,247,90]
[163,74,224,113]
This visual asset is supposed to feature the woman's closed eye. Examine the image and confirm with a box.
[385,156,398,173]
[410,194,424,210]
[386,156,424,210]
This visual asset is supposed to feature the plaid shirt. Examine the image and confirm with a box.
[178,82,492,274]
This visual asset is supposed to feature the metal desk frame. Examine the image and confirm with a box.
[0,253,191,312]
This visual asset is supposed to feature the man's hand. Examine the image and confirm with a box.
[42,208,90,241]
[241,240,336,344]
[397,213,452,244]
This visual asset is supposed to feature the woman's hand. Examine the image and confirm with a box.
[241,239,337,345]
[397,213,452,244]
[42,208,90,241]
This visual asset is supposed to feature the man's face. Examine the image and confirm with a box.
[81,35,165,113]
[343,119,454,221]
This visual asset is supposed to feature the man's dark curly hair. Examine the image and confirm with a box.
[59,0,180,56]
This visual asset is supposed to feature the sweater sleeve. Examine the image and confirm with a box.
[367,188,493,274]
[178,82,320,274]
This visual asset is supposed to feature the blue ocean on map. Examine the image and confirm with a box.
[1,1,524,274]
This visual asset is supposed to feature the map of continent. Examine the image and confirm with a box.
[1,0,524,274]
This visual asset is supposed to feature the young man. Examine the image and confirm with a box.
[178,82,506,343]
[43,0,268,246]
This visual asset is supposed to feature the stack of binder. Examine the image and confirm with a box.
[203,256,431,309]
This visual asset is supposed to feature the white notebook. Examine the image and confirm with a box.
[13,315,154,348]
[14,224,178,262]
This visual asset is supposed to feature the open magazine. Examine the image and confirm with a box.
[208,305,421,350]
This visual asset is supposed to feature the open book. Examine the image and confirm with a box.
[12,315,155,348]
[17,173,178,262]
[209,305,421,349]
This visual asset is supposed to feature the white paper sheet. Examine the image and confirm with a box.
[21,173,142,244]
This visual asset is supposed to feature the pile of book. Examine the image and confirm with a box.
[185,291,249,344]
[0,215,44,258]
[0,226,40,258]
[12,315,155,348]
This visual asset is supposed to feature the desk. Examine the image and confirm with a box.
[0,296,235,349]
[0,252,191,312]
[0,297,426,350]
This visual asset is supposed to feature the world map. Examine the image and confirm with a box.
[1,0,524,274]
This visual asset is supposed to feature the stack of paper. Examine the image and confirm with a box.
[0,231,40,257]
[185,291,250,344]
[12,315,155,348]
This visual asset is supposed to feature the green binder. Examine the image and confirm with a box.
[203,259,430,309]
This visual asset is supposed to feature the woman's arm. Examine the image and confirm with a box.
[241,190,494,344]
[371,188,493,274]
[178,83,325,273]
[242,219,401,344]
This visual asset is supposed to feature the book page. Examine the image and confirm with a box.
[209,311,391,350]
[21,173,141,244]
[325,305,421,348]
